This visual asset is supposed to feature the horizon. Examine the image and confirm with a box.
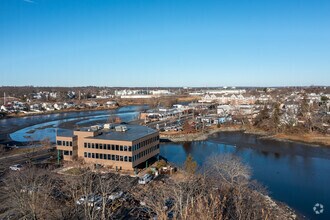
[1,85,329,89]
[1,0,330,87]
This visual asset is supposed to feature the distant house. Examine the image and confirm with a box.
[200,94,255,105]
[64,102,75,109]
[42,103,54,111]
[105,101,117,107]
[0,105,8,112]
[217,105,233,116]
[257,94,271,103]
[54,103,65,110]
[85,101,99,108]
[67,91,76,99]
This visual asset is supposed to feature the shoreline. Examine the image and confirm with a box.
[0,106,139,146]
[3,105,119,119]
[2,108,329,148]
[160,126,330,147]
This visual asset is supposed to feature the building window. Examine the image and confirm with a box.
[124,146,128,151]
[128,146,132,151]
[112,155,115,160]
[88,153,91,158]
[96,153,99,159]
[103,154,107,159]
[84,152,87,157]
[111,145,115,150]
[57,140,62,146]
[116,145,119,151]
[92,143,95,149]
[107,144,110,150]
[95,144,99,149]
[64,150,69,155]
[120,156,123,161]
[120,146,123,151]
[129,157,132,162]
[92,153,95,158]
[124,156,128,162]
[70,142,73,146]
[115,155,119,161]
[84,143,87,148]
[108,154,111,160]
[88,143,91,148]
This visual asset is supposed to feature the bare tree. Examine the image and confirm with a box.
[4,166,61,219]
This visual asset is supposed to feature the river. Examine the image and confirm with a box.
[1,107,329,219]
[161,132,330,219]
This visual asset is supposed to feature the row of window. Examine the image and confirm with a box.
[132,136,159,151]
[57,140,73,146]
[63,150,72,156]
[84,143,132,151]
[133,144,159,161]
[84,152,132,162]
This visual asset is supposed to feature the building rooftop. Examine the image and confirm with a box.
[57,129,74,137]
[85,124,158,142]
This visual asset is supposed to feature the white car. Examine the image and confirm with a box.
[108,191,123,200]
[9,164,23,171]
[76,194,102,206]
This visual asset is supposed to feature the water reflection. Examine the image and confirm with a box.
[160,132,330,219]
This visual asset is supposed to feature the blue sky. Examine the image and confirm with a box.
[1,0,329,87]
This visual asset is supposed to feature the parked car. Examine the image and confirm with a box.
[9,164,23,171]
[88,195,103,206]
[108,191,123,200]
[76,194,102,206]
[20,185,39,194]
[138,174,153,184]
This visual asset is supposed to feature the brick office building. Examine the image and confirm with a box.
[56,124,160,170]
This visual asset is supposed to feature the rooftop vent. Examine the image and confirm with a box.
[90,125,100,131]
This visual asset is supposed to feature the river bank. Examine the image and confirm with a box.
[3,105,119,119]
[0,106,145,146]
[160,125,330,147]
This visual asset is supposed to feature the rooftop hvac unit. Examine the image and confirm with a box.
[90,125,100,131]
[115,125,128,132]
[104,123,114,129]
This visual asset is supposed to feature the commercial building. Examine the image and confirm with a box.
[56,124,160,170]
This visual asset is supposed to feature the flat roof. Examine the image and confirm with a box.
[57,129,74,137]
[86,125,158,142]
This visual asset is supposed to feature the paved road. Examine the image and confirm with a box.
[0,149,55,173]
